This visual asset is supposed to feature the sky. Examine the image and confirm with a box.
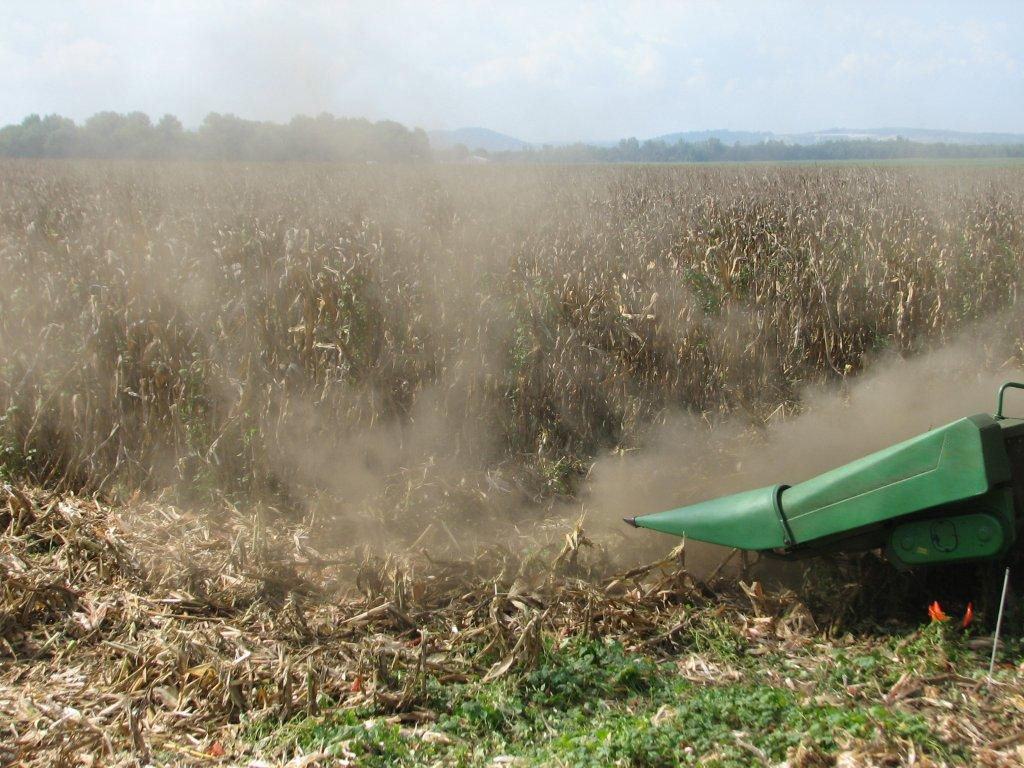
[1,1,1022,143]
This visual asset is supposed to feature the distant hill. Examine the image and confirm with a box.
[647,127,1024,147]
[428,127,531,153]
[784,128,1024,145]
[651,130,773,146]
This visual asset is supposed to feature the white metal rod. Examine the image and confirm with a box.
[989,567,1011,680]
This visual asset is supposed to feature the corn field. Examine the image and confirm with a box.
[5,160,1024,767]
[1,160,1024,522]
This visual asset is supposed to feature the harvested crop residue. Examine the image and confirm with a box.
[2,484,1023,767]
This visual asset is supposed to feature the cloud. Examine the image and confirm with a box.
[43,37,114,77]
[839,53,863,75]
[1,0,1022,140]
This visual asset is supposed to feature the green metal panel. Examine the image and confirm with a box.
[888,514,1005,566]
[886,484,1014,566]
[633,484,790,549]
[781,415,1011,544]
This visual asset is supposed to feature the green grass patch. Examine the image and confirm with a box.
[247,635,961,767]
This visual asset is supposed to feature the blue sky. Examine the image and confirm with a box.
[2,1,1022,142]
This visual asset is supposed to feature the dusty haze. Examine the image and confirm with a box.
[2,162,1024,570]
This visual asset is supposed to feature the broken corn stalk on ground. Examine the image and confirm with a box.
[2,484,1024,767]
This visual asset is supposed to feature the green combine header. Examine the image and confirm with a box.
[626,383,1024,568]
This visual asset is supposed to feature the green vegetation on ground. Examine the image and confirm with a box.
[247,626,992,767]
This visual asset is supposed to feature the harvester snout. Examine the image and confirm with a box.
[627,382,1024,568]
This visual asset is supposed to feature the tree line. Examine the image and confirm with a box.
[0,112,430,162]
[3,112,1023,163]
[498,136,1024,163]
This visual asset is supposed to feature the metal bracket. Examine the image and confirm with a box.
[772,484,795,547]
[996,382,1024,419]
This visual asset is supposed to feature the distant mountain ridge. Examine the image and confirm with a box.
[427,127,531,153]
[651,130,773,145]
[650,127,1024,146]
[432,126,1024,154]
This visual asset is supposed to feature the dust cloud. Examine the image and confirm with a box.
[580,325,1024,571]
[5,163,1024,575]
